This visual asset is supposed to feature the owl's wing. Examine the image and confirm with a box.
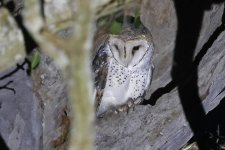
[92,45,111,112]
[144,44,154,97]
[144,64,154,98]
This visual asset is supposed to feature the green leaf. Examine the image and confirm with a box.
[31,51,41,70]
[134,16,142,28]
[109,21,122,34]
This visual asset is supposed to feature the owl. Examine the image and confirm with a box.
[92,19,154,116]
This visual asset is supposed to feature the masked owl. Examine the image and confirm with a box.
[93,17,154,116]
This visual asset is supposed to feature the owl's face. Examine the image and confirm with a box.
[108,35,150,68]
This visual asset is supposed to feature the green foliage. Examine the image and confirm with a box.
[109,20,123,34]
[134,16,141,28]
[134,7,141,28]
[31,51,41,70]
[99,9,143,35]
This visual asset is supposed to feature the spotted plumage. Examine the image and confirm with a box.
[93,18,154,116]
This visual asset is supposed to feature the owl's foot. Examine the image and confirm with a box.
[97,99,135,118]
[97,98,143,118]
[111,98,136,116]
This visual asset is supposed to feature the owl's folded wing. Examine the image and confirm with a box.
[92,45,111,111]
[144,64,154,98]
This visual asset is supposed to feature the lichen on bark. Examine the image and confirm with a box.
[0,7,25,72]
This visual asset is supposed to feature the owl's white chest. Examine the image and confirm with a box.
[98,58,149,114]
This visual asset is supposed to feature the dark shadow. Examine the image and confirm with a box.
[0,59,29,93]
[142,80,176,105]
[143,0,225,149]
[206,97,225,144]
[0,60,28,81]
[0,81,15,94]
[0,0,40,90]
[0,134,9,150]
[143,2,225,106]
[40,0,46,20]
[170,2,208,149]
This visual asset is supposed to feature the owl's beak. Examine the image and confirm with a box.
[121,57,132,67]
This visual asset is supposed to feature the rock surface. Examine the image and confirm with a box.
[0,62,42,150]
[0,55,71,150]
[32,55,71,150]
[95,1,225,150]
[0,0,225,150]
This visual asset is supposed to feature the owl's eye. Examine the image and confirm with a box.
[114,44,119,51]
[132,45,140,55]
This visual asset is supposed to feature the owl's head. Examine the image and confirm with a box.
[108,31,153,68]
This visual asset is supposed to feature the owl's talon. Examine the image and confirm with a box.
[97,97,143,118]
[111,98,136,114]
[114,110,119,114]
[118,107,124,112]
[127,99,135,113]
[127,101,133,107]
